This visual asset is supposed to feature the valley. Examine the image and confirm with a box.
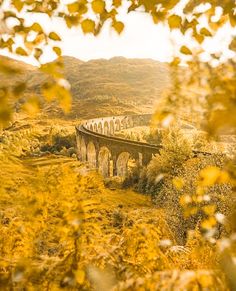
[0,56,234,290]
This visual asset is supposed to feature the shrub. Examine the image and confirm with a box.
[40,131,76,155]
[53,133,75,150]
[135,128,232,244]
[146,128,163,145]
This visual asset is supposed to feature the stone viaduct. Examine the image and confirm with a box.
[76,114,209,178]
[75,114,163,177]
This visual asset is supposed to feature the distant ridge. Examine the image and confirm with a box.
[0,55,36,71]
[0,55,170,119]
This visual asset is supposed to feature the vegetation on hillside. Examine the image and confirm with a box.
[133,129,233,243]
[0,0,236,289]
[0,128,230,289]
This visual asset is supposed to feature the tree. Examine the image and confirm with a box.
[147,128,192,178]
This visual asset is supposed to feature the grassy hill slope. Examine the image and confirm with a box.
[0,55,170,119]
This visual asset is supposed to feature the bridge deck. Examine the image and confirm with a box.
[76,125,162,151]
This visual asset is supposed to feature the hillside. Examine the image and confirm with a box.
[0,55,233,290]
[0,122,228,289]
[0,55,36,86]
[0,55,170,119]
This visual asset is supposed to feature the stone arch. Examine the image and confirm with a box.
[81,137,87,162]
[98,146,111,177]
[127,118,134,128]
[116,152,139,178]
[104,121,109,135]
[116,152,129,177]
[110,120,115,135]
[94,123,98,132]
[89,124,93,131]
[98,122,103,134]
[115,119,121,131]
[87,141,97,168]
[122,118,128,129]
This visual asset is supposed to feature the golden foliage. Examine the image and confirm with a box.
[0,0,236,289]
[1,0,236,126]
[0,124,230,289]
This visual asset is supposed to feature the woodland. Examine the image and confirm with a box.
[0,0,236,290]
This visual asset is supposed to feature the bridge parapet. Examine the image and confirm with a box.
[83,114,152,136]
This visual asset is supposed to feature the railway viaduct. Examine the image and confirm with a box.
[76,114,209,177]
[75,114,163,177]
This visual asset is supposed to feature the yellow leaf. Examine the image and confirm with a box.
[229,37,236,51]
[180,45,192,55]
[48,32,61,41]
[25,41,34,51]
[173,177,184,189]
[32,33,45,45]
[42,83,57,102]
[30,23,43,33]
[196,186,204,196]
[184,206,198,217]
[81,19,95,34]
[152,110,174,127]
[34,48,43,60]
[218,171,230,184]
[91,0,105,14]
[171,57,181,66]
[151,11,166,24]
[165,0,179,10]
[74,269,85,285]
[151,12,159,24]
[15,47,28,56]
[179,194,192,206]
[197,274,214,288]
[168,15,182,29]
[201,217,216,229]
[67,2,79,13]
[53,46,62,56]
[112,20,124,34]
[57,85,72,113]
[22,97,40,116]
[229,11,236,27]
[12,0,24,12]
[40,62,63,79]
[41,82,71,113]
[200,27,212,37]
[113,0,121,8]
[202,205,216,216]
[199,166,220,187]
[65,15,80,28]
[193,31,204,44]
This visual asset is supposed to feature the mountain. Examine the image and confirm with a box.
[0,55,170,119]
[0,55,35,86]
[0,55,35,71]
